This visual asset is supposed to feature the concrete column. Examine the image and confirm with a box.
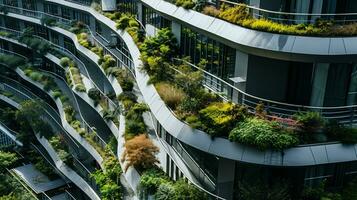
[58,34,65,49]
[310,63,330,107]
[216,158,235,200]
[89,16,96,34]
[230,50,248,104]
[137,2,143,24]
[171,21,181,47]
[101,0,116,11]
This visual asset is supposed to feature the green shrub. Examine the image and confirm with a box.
[140,28,178,83]
[75,84,86,92]
[155,82,186,109]
[185,115,203,129]
[116,14,131,30]
[155,183,176,200]
[118,92,137,104]
[218,4,250,24]
[140,168,170,194]
[294,112,325,131]
[198,102,247,137]
[52,90,62,99]
[326,121,357,143]
[172,179,206,200]
[88,88,101,105]
[229,117,299,150]
[60,57,71,67]
[175,0,195,9]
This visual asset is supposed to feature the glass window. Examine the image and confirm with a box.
[118,0,137,16]
[22,0,36,10]
[4,0,18,7]
[61,7,71,19]
[181,26,236,80]
[44,3,59,16]
[144,6,171,29]
[4,17,20,31]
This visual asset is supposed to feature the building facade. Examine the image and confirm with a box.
[0,0,357,199]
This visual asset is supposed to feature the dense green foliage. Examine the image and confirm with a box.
[0,151,18,172]
[174,0,195,9]
[229,117,299,150]
[88,88,101,106]
[0,54,25,69]
[140,28,178,83]
[140,168,207,200]
[19,28,51,55]
[91,149,123,200]
[198,102,247,137]
[201,3,357,36]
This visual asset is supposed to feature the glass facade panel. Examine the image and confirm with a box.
[324,63,352,106]
[22,0,36,10]
[4,17,20,31]
[44,3,59,16]
[180,26,235,81]
[144,6,171,29]
[118,0,137,16]
[4,0,18,7]
[61,7,71,19]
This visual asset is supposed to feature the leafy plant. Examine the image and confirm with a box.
[140,28,178,83]
[198,102,247,137]
[0,151,18,173]
[229,117,299,150]
[175,0,195,9]
[294,112,325,131]
[88,88,101,106]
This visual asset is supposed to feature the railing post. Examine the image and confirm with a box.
[350,107,354,126]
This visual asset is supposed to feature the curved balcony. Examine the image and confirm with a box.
[217,0,357,25]
[40,0,357,168]
[0,88,100,200]
[2,3,357,126]
[141,0,357,63]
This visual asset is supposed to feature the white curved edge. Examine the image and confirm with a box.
[15,67,105,168]
[41,0,357,167]
[36,135,101,200]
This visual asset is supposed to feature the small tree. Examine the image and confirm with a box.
[122,134,159,172]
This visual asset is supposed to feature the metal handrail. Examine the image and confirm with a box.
[0,4,134,89]
[172,59,357,120]
[218,0,357,25]
[1,4,72,25]
[39,68,108,149]
[0,26,111,148]
[0,76,80,149]
[0,121,23,146]
[6,168,40,200]
[0,4,126,110]
[30,143,74,186]
[0,25,118,155]
[65,190,78,200]
[149,113,225,200]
